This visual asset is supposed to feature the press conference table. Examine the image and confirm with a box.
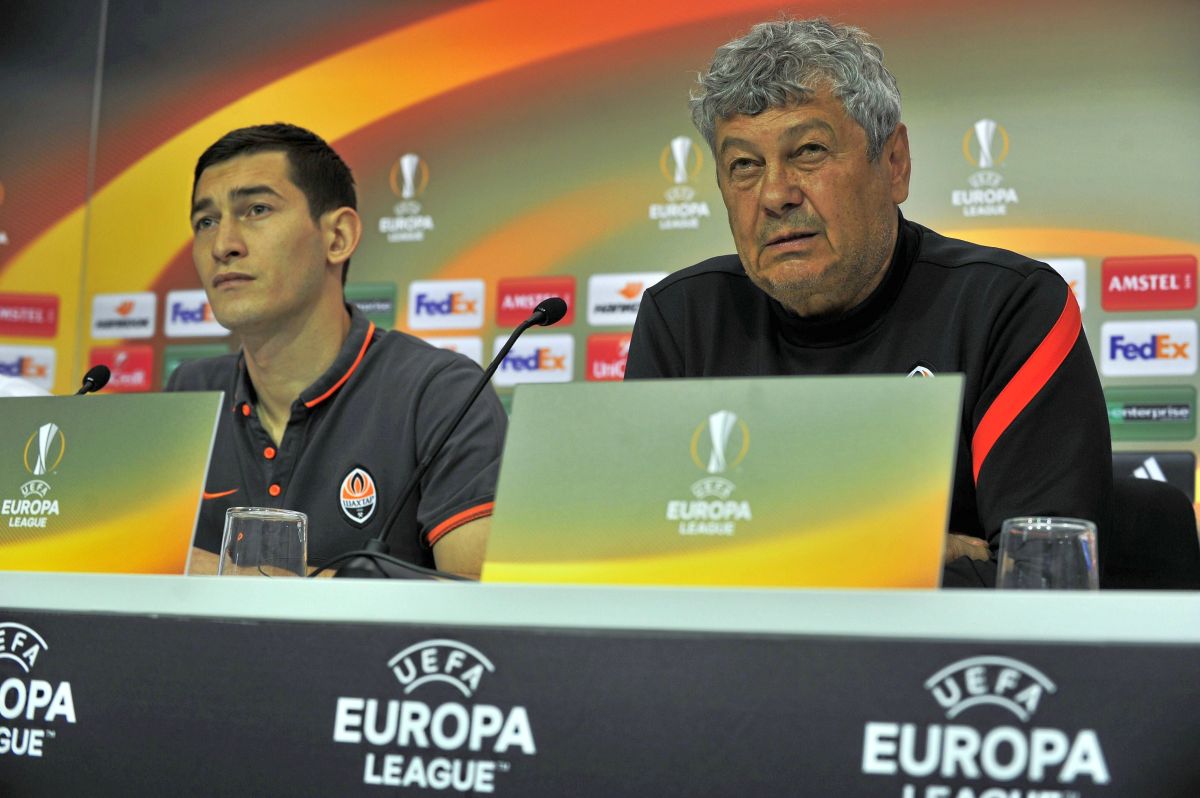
[1,573,1197,796]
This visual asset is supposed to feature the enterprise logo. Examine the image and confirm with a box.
[407,280,484,330]
[492,335,573,387]
[164,290,230,338]
[1101,320,1196,377]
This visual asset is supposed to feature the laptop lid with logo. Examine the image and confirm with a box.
[483,375,963,588]
[0,393,222,574]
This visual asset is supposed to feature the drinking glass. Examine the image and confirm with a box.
[217,507,308,577]
[996,516,1098,590]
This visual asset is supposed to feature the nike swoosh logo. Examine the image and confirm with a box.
[202,489,238,500]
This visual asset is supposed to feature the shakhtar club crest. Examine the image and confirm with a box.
[339,467,377,525]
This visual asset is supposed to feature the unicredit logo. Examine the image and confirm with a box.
[1101,320,1197,377]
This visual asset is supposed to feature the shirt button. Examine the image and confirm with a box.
[240,403,251,417]
[264,447,276,460]
[268,483,281,497]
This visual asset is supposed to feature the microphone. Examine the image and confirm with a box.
[318,296,570,579]
[75,365,111,395]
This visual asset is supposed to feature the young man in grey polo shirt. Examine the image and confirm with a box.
[168,123,506,578]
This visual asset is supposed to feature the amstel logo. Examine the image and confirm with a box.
[23,423,65,476]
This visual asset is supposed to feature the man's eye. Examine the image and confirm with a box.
[795,143,828,159]
[247,203,271,216]
[193,217,215,232]
[729,158,758,174]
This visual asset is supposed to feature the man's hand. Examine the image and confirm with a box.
[945,533,990,562]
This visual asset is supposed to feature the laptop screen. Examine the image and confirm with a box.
[0,393,222,575]
[483,375,962,588]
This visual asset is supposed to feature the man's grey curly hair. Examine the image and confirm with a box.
[690,18,901,161]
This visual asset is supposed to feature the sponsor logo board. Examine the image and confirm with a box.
[344,282,398,330]
[1104,386,1195,442]
[0,346,56,391]
[586,272,666,326]
[1042,258,1087,312]
[492,335,573,386]
[0,293,59,338]
[408,280,485,331]
[88,345,153,393]
[90,292,156,339]
[495,277,575,327]
[421,337,484,367]
[161,344,232,388]
[164,290,229,338]
[585,333,631,381]
[1111,451,1196,501]
[1100,255,1197,311]
[1100,320,1196,376]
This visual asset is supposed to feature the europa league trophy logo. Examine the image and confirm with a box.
[670,136,692,185]
[706,410,737,474]
[973,119,997,169]
[398,153,421,199]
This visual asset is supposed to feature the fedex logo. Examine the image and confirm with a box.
[493,334,573,386]
[0,345,56,390]
[1101,255,1196,311]
[586,333,631,381]
[407,280,484,330]
[165,290,230,338]
[1101,320,1197,376]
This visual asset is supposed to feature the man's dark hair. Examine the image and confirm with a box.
[193,123,357,284]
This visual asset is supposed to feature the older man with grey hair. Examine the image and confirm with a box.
[625,18,1112,587]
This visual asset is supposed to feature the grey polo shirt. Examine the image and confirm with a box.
[165,305,507,567]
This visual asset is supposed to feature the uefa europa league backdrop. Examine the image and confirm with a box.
[0,0,1197,503]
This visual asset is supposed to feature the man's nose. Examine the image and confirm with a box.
[213,221,246,262]
[760,162,805,218]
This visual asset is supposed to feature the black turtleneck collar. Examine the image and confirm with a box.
[768,210,918,348]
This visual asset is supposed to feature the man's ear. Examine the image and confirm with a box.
[886,123,911,205]
[324,207,362,271]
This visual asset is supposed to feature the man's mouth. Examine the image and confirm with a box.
[212,272,253,288]
[765,231,818,247]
